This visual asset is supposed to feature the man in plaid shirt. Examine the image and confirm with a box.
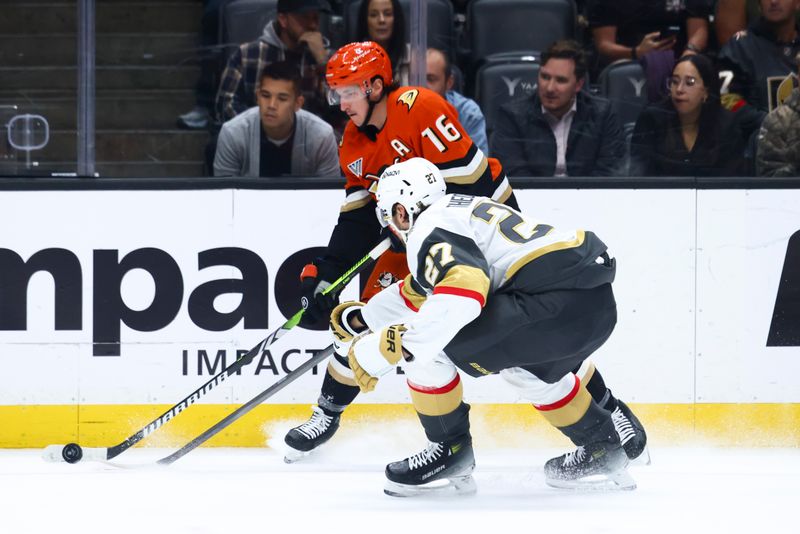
[215,0,333,123]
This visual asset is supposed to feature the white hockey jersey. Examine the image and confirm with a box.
[361,193,610,362]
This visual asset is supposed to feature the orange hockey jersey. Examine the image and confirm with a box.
[322,86,516,300]
[338,86,513,213]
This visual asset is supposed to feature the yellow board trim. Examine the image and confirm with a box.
[2,403,799,448]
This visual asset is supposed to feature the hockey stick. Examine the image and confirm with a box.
[157,344,334,465]
[42,238,391,464]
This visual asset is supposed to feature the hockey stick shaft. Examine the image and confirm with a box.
[45,238,389,462]
[157,344,334,465]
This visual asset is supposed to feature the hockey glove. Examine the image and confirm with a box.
[299,263,339,328]
[348,324,408,393]
[330,301,369,359]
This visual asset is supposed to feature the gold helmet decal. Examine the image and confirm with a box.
[396,89,419,111]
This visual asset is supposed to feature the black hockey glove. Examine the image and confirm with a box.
[380,225,406,253]
[298,263,340,329]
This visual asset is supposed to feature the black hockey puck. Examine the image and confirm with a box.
[62,443,83,464]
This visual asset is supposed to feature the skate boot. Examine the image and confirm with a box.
[283,406,340,463]
[545,440,635,491]
[610,400,650,465]
[384,436,477,497]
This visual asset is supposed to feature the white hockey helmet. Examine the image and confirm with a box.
[375,157,447,244]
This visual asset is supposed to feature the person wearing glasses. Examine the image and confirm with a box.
[629,54,748,177]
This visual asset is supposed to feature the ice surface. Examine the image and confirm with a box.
[1,420,797,534]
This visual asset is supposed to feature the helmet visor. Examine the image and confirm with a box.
[326,84,369,106]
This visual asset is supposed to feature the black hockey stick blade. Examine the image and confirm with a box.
[42,238,390,464]
[156,344,335,465]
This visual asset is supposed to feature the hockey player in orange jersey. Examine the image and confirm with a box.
[284,41,515,457]
[285,41,520,462]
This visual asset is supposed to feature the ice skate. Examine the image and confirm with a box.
[283,406,340,463]
[383,436,477,497]
[545,441,635,491]
[611,400,650,465]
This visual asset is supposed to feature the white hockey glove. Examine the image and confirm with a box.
[329,301,369,359]
[348,325,409,393]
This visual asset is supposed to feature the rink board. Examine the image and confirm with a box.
[1,188,799,447]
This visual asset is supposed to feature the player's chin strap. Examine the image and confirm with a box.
[357,93,382,141]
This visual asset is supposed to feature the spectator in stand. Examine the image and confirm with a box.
[717,0,800,137]
[629,54,747,177]
[214,61,339,177]
[215,0,333,123]
[716,0,800,46]
[178,0,235,130]
[425,47,488,154]
[491,40,625,177]
[355,0,410,85]
[587,0,711,102]
[756,50,800,176]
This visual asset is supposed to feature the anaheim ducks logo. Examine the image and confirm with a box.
[374,271,398,289]
[396,89,419,110]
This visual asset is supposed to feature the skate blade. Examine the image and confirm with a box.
[546,469,636,491]
[630,446,651,466]
[283,448,311,464]
[384,475,477,498]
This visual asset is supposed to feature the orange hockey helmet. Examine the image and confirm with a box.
[326,41,394,96]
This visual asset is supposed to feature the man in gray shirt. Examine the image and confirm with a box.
[214,61,339,177]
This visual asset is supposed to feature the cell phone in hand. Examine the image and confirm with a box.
[658,25,681,40]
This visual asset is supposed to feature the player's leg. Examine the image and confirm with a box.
[284,253,409,461]
[283,359,359,462]
[284,300,366,462]
[576,360,649,464]
[501,367,634,490]
[384,354,476,497]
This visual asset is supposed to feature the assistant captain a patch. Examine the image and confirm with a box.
[347,157,363,177]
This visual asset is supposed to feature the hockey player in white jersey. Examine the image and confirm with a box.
[329,157,647,496]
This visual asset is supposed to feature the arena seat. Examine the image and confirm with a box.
[466,0,575,69]
[597,60,648,130]
[474,59,540,137]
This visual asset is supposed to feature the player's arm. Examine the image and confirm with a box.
[215,46,248,122]
[400,228,490,360]
[300,185,380,319]
[347,226,490,392]
[361,274,427,330]
[322,185,381,270]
